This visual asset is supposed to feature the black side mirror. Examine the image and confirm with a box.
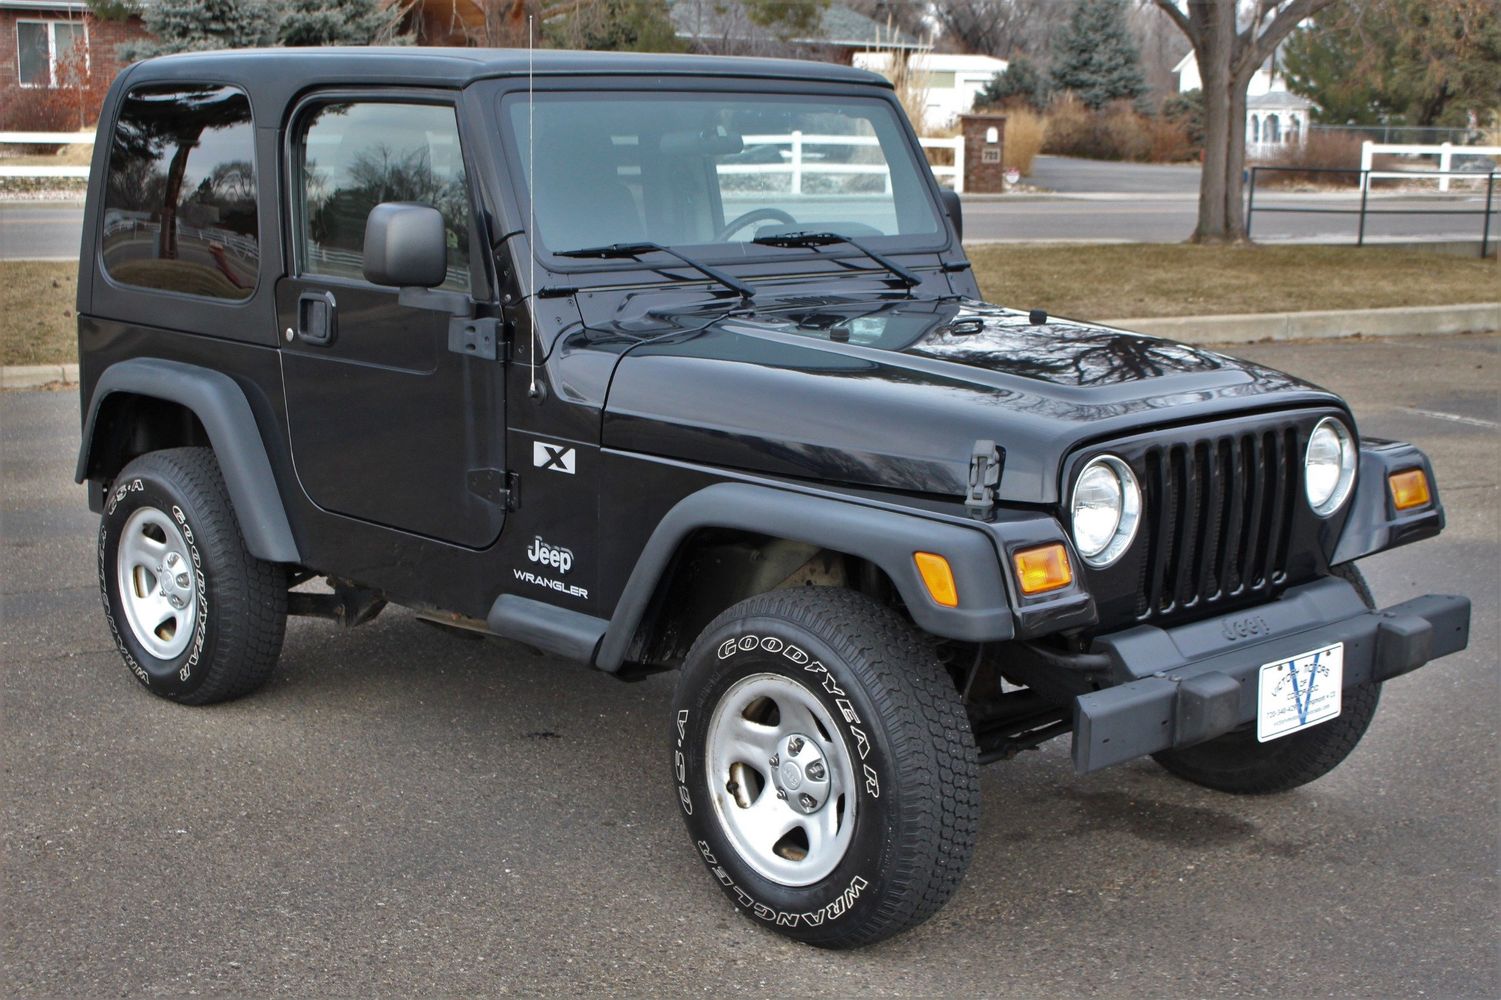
[939,189,963,243]
[362,202,447,289]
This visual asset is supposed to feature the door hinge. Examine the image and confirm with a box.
[467,468,519,510]
[966,439,1001,521]
[448,316,500,361]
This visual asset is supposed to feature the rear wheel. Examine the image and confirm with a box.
[1152,563,1380,794]
[98,447,287,704]
[671,588,978,948]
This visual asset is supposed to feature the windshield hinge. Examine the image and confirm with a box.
[966,440,1001,521]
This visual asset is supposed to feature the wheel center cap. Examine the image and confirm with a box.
[779,760,804,790]
[771,732,831,815]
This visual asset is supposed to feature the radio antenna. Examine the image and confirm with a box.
[526,13,540,398]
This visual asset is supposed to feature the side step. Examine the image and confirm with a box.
[486,594,608,664]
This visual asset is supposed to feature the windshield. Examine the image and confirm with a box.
[505,92,944,257]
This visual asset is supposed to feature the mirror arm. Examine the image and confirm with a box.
[398,285,475,318]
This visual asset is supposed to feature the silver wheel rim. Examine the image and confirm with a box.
[115,506,199,660]
[705,672,858,887]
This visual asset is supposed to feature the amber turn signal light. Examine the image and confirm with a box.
[1389,468,1431,510]
[1013,543,1073,595]
[913,552,959,608]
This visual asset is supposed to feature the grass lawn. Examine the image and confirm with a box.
[1,246,1496,366]
[2,261,79,367]
[969,243,1497,321]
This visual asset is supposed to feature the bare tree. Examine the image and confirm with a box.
[932,0,1067,59]
[1154,0,1340,242]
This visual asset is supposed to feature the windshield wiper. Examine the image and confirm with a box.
[554,242,755,301]
[752,231,922,289]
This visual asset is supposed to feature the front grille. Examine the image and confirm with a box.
[1136,426,1301,618]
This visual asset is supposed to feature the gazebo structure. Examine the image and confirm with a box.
[1247,90,1315,157]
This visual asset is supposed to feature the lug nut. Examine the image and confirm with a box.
[768,754,779,767]
[775,788,787,800]
[799,793,816,810]
[805,761,826,781]
[176,574,190,588]
[787,736,804,756]
[166,553,177,566]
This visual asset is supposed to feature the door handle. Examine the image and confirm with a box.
[296,290,338,346]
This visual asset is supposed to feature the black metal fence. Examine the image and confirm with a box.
[1245,166,1498,258]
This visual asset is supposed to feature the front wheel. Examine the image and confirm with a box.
[671,588,979,948]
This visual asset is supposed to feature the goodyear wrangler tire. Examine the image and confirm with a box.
[99,447,287,705]
[671,588,979,948]
[1151,564,1381,795]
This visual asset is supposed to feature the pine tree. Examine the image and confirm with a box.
[121,0,281,59]
[1050,0,1148,110]
[281,0,408,46]
[976,56,1047,111]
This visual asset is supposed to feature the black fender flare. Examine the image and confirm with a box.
[1331,440,1445,565]
[593,482,1015,673]
[76,358,301,564]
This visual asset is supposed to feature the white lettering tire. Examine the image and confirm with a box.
[98,447,287,705]
[671,588,978,948]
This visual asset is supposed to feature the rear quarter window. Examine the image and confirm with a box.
[101,84,259,301]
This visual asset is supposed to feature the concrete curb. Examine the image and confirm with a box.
[2,363,78,389]
[1103,302,1500,345]
[2,304,1497,388]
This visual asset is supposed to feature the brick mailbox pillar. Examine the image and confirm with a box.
[958,113,1007,193]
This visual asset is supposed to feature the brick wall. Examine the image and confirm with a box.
[1,11,152,130]
[958,113,1007,194]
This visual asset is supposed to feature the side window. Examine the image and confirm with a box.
[101,85,258,301]
[296,102,471,292]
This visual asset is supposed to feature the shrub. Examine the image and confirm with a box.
[1254,130,1365,188]
[1039,94,1197,164]
[1003,109,1047,176]
[0,39,114,133]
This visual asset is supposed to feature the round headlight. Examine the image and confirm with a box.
[1305,417,1356,516]
[1070,455,1141,568]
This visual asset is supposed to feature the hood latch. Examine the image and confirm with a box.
[966,439,1001,521]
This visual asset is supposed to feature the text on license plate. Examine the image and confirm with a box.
[1257,642,1343,742]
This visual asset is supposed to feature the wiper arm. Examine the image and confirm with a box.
[752,231,922,288]
[554,242,755,301]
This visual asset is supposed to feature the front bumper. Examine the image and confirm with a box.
[1072,576,1470,774]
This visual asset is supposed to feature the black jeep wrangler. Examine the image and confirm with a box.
[75,48,1469,948]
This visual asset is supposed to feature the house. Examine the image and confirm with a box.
[853,51,1007,129]
[1,0,150,129]
[1174,50,1313,156]
[669,0,923,63]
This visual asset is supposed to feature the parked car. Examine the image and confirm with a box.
[74,49,1469,948]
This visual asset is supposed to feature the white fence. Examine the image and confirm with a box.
[1361,140,1501,193]
[1,129,968,192]
[717,132,964,194]
[0,131,93,178]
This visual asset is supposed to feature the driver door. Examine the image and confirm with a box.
[278,95,506,549]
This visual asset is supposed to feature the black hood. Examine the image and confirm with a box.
[593,295,1344,503]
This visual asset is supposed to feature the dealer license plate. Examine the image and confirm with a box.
[1256,642,1343,742]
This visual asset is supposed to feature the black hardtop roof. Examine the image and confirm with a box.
[125,46,893,90]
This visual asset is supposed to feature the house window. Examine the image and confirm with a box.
[16,18,88,88]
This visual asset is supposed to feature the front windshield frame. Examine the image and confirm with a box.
[493,83,953,272]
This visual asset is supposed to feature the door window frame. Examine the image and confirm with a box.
[284,88,490,299]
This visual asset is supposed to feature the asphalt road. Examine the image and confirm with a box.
[1028,155,1201,195]
[3,334,1499,997]
[4,187,1494,261]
